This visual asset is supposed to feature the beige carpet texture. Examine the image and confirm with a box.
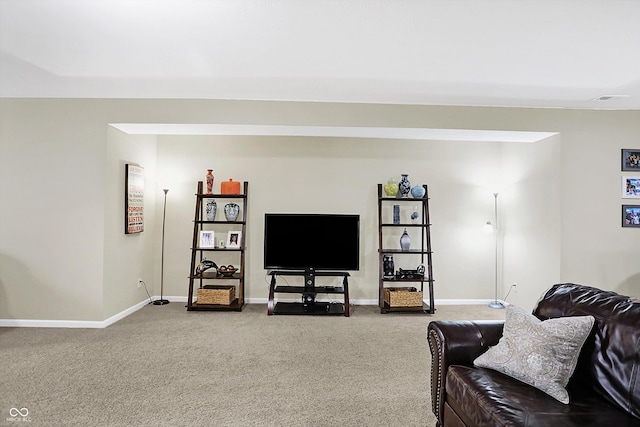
[1,303,505,426]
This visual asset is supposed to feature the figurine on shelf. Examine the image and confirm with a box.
[195,258,218,275]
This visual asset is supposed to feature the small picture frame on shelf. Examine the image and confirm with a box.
[622,205,640,227]
[199,230,215,248]
[623,176,640,198]
[227,231,242,248]
[621,149,640,171]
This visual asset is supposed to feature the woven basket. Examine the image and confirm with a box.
[384,287,423,307]
[197,285,235,305]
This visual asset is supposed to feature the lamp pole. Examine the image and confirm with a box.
[488,192,504,309]
[154,189,170,305]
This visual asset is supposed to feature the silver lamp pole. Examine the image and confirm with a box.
[153,189,170,305]
[488,192,504,309]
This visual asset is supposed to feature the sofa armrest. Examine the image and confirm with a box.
[427,320,504,426]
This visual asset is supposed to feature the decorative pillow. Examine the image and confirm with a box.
[473,304,594,404]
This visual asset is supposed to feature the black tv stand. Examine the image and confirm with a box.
[267,270,350,317]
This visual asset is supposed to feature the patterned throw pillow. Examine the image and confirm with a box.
[473,304,595,404]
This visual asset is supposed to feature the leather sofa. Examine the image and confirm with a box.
[427,283,640,426]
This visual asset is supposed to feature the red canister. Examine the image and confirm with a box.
[221,179,240,194]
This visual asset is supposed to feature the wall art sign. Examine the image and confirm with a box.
[622,176,640,199]
[622,205,640,228]
[621,149,640,171]
[125,164,145,234]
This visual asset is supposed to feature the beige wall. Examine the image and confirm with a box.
[0,99,637,323]
[0,100,106,321]
[103,127,158,319]
[155,135,517,304]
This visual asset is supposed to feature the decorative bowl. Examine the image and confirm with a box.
[217,266,238,277]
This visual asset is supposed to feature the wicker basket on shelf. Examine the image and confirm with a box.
[196,285,235,305]
[384,287,423,307]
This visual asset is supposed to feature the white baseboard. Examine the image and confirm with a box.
[0,297,504,328]
[0,296,186,328]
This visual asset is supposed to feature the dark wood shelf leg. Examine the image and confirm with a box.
[267,274,276,315]
[343,275,350,317]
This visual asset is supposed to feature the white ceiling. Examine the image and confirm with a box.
[2,0,640,110]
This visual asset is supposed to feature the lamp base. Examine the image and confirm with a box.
[153,299,170,305]
[488,300,505,309]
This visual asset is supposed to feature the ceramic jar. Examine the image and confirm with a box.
[221,179,240,195]
[410,185,426,198]
[224,203,240,221]
[399,174,411,198]
[205,200,217,221]
[384,177,399,197]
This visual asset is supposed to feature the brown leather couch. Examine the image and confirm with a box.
[427,283,640,427]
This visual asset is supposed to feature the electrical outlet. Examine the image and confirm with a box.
[137,278,143,289]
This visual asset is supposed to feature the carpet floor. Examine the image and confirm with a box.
[1,303,505,426]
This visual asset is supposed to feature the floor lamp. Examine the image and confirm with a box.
[487,192,504,309]
[153,189,170,305]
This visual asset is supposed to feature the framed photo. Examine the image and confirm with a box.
[622,205,640,228]
[227,231,242,248]
[199,230,215,248]
[125,164,144,234]
[623,176,640,198]
[621,149,640,171]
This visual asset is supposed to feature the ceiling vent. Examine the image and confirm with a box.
[593,94,631,101]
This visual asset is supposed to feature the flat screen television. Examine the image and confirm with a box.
[263,213,360,271]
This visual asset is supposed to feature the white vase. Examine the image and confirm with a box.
[205,200,217,221]
[224,203,240,221]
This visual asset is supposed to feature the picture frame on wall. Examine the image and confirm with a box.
[227,231,242,248]
[622,205,640,228]
[199,230,215,248]
[621,149,640,171]
[622,176,640,198]
[125,163,144,234]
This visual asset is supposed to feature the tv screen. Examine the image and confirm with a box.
[264,213,360,271]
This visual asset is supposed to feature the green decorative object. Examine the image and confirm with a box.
[384,178,399,197]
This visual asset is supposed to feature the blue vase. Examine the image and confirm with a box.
[393,205,400,224]
[411,185,426,198]
[399,174,411,198]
